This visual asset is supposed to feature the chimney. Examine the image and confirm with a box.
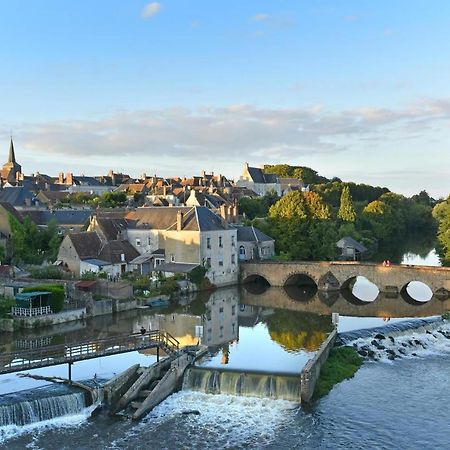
[58,172,64,184]
[66,172,73,185]
[220,204,227,221]
[176,210,184,231]
[163,185,167,196]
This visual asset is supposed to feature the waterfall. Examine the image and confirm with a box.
[0,392,86,427]
[183,368,301,401]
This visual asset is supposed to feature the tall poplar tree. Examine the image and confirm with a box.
[338,186,356,222]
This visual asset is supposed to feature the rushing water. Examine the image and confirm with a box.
[1,250,449,448]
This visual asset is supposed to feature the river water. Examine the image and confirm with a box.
[1,251,449,449]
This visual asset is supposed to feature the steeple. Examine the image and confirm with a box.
[8,138,16,163]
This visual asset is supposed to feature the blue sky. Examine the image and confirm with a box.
[0,1,449,197]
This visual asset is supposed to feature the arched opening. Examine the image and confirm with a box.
[318,271,340,291]
[400,281,433,304]
[318,290,340,306]
[283,274,318,302]
[239,245,246,261]
[341,276,379,304]
[242,274,271,295]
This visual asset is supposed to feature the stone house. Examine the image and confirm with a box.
[56,231,139,277]
[237,162,282,197]
[234,225,275,261]
[336,236,367,261]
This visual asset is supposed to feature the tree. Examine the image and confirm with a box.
[338,186,356,222]
[433,196,450,265]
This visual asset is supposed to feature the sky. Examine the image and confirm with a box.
[0,0,449,198]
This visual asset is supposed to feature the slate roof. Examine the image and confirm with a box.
[235,225,274,242]
[95,217,129,240]
[69,232,102,259]
[98,240,140,264]
[73,176,104,186]
[247,167,279,184]
[336,236,367,253]
[0,187,35,206]
[23,210,92,226]
[125,206,226,232]
[156,262,199,273]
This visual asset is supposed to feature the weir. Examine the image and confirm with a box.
[0,389,87,428]
[182,367,301,401]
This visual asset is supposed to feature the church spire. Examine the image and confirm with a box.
[8,137,16,163]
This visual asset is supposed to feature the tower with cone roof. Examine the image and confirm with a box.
[1,138,22,184]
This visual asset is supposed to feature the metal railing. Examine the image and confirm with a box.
[0,330,180,375]
[11,306,52,317]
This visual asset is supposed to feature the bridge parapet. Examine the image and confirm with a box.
[241,261,450,298]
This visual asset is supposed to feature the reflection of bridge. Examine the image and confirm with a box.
[240,287,450,318]
[0,330,179,377]
[241,261,450,299]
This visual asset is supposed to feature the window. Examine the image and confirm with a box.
[206,237,211,249]
[219,255,224,266]
[219,236,223,248]
[231,236,235,247]
[147,237,151,245]
[232,305,236,316]
[239,245,246,260]
[120,253,125,262]
[170,254,175,262]
[206,257,211,268]
[136,238,141,246]
[231,254,235,264]
[219,307,224,313]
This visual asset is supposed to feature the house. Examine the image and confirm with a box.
[55,172,113,195]
[56,231,139,277]
[0,202,23,250]
[88,206,239,286]
[234,225,275,261]
[336,236,367,261]
[237,162,282,197]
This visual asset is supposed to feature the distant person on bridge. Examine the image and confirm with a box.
[140,326,146,336]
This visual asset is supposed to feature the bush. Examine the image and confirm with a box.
[81,271,98,281]
[0,297,15,318]
[22,284,65,313]
[29,266,63,279]
[188,266,207,285]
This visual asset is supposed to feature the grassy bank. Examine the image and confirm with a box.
[314,346,363,399]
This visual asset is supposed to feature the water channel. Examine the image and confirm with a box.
[0,251,449,449]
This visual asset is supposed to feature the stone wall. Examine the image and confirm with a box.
[300,328,337,403]
[12,308,87,329]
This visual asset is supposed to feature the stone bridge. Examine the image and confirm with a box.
[241,261,450,299]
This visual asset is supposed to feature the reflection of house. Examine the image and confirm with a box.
[336,236,367,261]
[202,289,239,346]
[235,225,275,261]
[237,162,282,197]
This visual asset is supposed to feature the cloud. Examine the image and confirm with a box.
[6,99,450,196]
[141,2,161,19]
[250,13,296,28]
[251,13,271,22]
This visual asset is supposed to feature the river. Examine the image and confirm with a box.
[0,250,449,449]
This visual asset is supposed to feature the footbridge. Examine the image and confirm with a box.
[241,261,450,299]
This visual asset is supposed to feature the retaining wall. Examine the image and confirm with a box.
[300,328,337,403]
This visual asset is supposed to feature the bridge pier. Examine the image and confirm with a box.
[68,362,73,383]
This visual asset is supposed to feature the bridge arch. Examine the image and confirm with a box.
[400,281,433,304]
[341,275,379,303]
[283,273,318,302]
[242,274,271,295]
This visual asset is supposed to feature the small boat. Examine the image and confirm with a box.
[147,298,170,308]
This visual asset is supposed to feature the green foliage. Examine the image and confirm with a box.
[92,191,127,208]
[22,284,65,313]
[81,271,98,280]
[338,186,356,222]
[442,311,450,320]
[238,191,279,220]
[29,265,63,279]
[433,196,450,265]
[263,164,330,184]
[0,297,15,319]
[8,215,62,265]
[314,346,363,398]
[133,276,151,290]
[188,266,207,285]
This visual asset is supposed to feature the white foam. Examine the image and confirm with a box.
[0,399,100,446]
[351,321,450,362]
[110,391,299,449]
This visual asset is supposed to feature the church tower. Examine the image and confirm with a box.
[1,138,22,184]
